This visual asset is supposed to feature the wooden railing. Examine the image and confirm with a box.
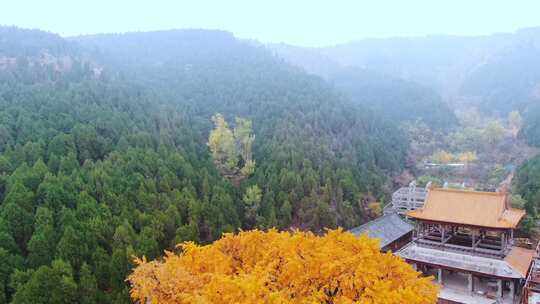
[415,238,507,259]
[386,184,428,215]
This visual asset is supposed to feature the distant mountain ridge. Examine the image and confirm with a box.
[268,43,457,129]
[71,29,238,67]
[0,26,99,78]
[329,67,457,129]
[0,26,78,57]
[271,27,540,117]
[268,43,342,78]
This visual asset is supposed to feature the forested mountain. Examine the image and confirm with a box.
[328,68,456,129]
[521,104,540,147]
[459,29,540,115]
[272,28,540,150]
[268,43,342,78]
[514,154,540,230]
[0,27,78,57]
[320,28,540,116]
[269,44,457,130]
[0,27,408,303]
[320,35,506,97]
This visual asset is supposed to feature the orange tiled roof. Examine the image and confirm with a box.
[407,188,525,228]
[505,246,536,277]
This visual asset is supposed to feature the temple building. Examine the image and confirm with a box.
[349,213,414,252]
[397,187,534,304]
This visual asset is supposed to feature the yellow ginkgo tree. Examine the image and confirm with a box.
[208,113,255,182]
[129,229,438,304]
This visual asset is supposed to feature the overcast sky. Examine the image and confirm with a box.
[2,0,540,47]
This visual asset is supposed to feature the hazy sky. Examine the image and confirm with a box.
[3,0,540,46]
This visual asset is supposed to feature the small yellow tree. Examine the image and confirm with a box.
[208,114,238,173]
[458,151,478,173]
[457,151,477,162]
[129,229,438,304]
[458,151,478,165]
[367,201,383,218]
[208,113,256,181]
[431,150,454,164]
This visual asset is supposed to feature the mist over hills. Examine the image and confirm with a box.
[268,43,457,129]
[271,27,540,118]
[0,26,78,57]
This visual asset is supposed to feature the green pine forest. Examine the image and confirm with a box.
[2,25,540,304]
[0,27,408,303]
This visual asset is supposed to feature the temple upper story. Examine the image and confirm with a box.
[405,187,526,259]
[396,187,533,303]
[408,187,525,229]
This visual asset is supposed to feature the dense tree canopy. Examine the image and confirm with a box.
[0,27,410,303]
[521,105,540,147]
[329,67,457,130]
[129,229,438,304]
[514,155,540,216]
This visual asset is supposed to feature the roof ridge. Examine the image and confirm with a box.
[431,187,505,196]
[353,213,396,230]
[407,187,524,228]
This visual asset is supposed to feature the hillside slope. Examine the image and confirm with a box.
[0,27,408,303]
[269,43,457,129]
[320,28,540,116]
[329,67,457,129]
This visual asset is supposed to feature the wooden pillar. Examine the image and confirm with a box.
[437,268,443,285]
[472,230,476,249]
[509,280,515,300]
[510,229,514,245]
[467,273,474,294]
[441,225,445,243]
[497,279,503,300]
[411,263,417,271]
[501,232,506,252]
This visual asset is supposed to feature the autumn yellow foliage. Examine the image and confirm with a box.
[129,229,438,304]
[431,150,454,164]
